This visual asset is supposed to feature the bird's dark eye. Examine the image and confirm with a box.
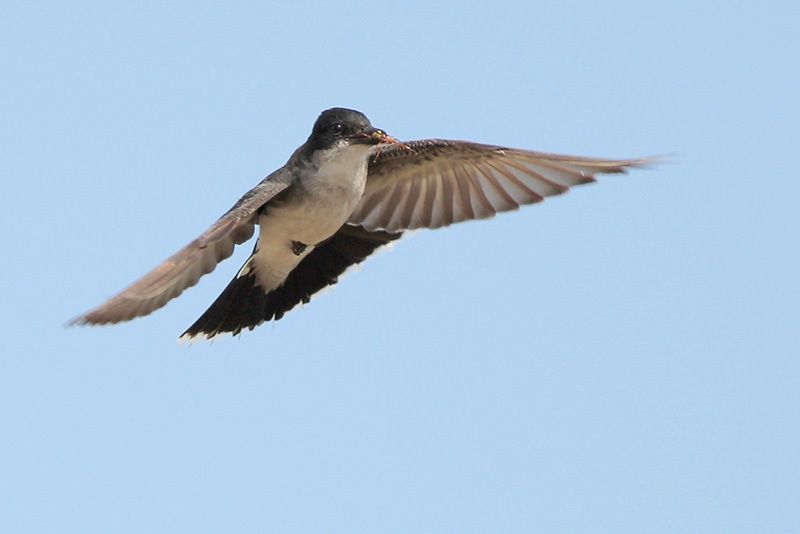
[331,122,344,134]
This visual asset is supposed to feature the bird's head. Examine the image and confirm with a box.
[306,107,398,152]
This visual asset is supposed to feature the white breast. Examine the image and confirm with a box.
[249,143,373,291]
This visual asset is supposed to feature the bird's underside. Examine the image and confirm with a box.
[182,224,401,339]
[70,131,652,340]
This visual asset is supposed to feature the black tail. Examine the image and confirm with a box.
[181,225,402,339]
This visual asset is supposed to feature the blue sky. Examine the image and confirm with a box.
[2,2,798,532]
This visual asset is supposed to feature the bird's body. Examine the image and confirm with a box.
[71,107,652,340]
[251,141,372,292]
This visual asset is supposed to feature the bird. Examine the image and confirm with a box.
[70,107,651,340]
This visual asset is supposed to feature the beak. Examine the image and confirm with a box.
[350,127,399,145]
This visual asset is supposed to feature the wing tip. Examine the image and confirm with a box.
[64,315,87,328]
[64,311,119,328]
[622,154,671,171]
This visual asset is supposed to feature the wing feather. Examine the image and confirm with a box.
[70,169,294,325]
[349,140,651,232]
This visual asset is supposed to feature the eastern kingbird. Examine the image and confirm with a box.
[71,107,650,339]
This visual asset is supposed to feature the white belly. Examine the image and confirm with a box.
[248,144,372,290]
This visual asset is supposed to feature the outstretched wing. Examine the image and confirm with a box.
[70,169,294,325]
[349,139,651,232]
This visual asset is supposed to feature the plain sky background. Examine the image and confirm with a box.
[2,2,798,533]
